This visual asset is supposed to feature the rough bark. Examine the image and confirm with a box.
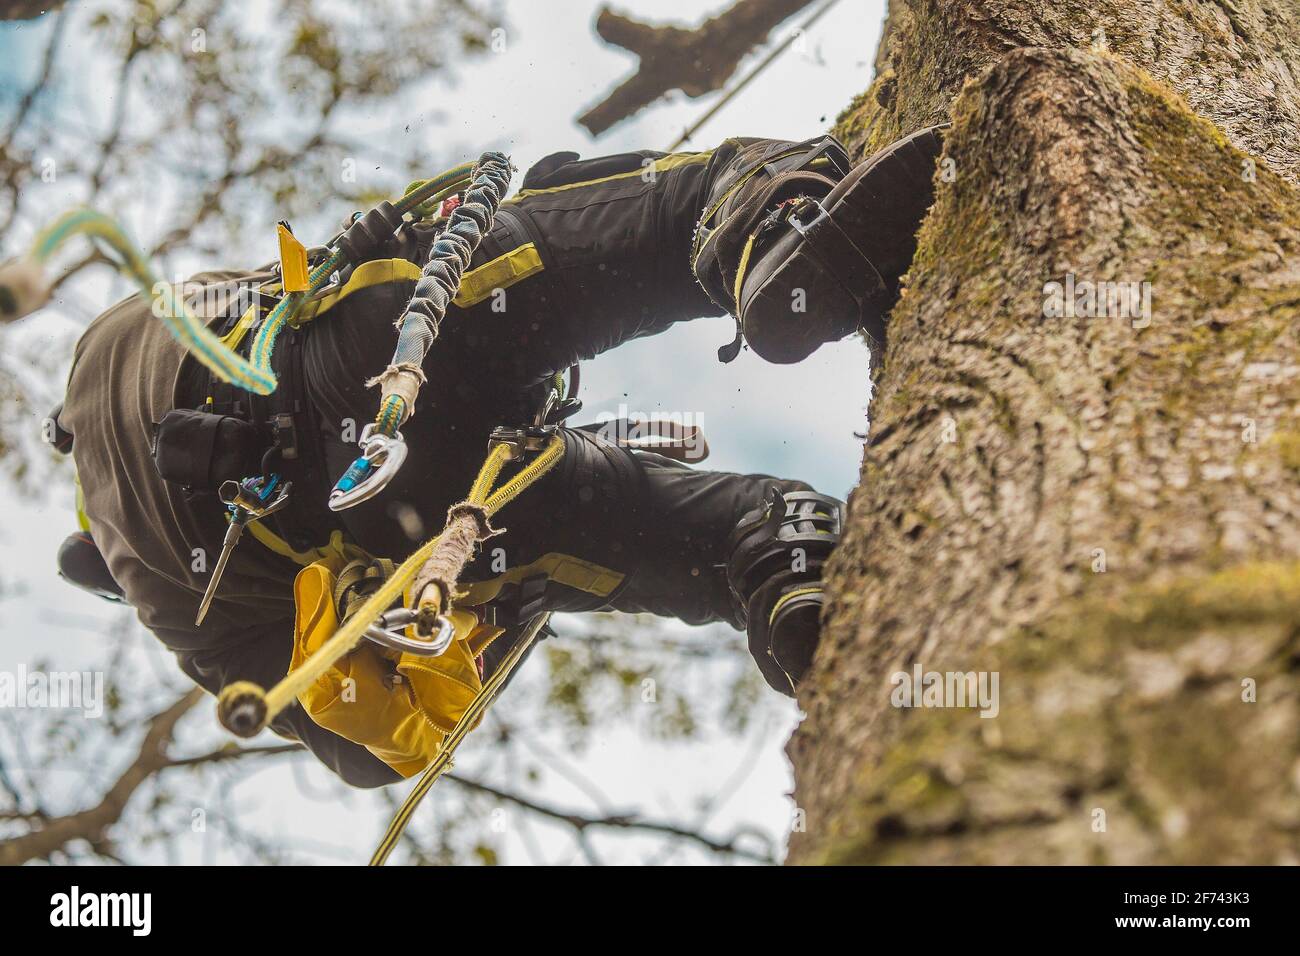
[839,0,1300,183]
[790,0,1300,864]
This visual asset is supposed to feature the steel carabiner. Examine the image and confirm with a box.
[363,607,455,657]
[328,423,409,512]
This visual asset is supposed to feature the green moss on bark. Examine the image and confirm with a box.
[805,562,1300,866]
[792,40,1300,865]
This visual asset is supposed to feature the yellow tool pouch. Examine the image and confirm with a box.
[289,556,494,778]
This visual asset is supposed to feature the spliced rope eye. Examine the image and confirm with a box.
[217,434,562,741]
[216,433,565,864]
[14,153,547,865]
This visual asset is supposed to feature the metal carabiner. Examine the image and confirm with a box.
[328,423,408,512]
[363,607,456,657]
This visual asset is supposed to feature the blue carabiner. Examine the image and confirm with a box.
[328,424,408,511]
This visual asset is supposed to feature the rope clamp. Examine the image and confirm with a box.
[488,424,555,462]
[266,244,337,300]
[328,423,408,512]
[364,607,455,657]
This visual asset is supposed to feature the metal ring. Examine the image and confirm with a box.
[363,608,455,657]
[788,199,830,236]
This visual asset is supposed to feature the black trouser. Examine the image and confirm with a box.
[294,143,817,631]
[64,139,837,790]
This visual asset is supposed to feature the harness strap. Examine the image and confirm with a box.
[333,557,398,620]
[368,611,550,866]
[788,197,888,308]
[200,281,349,559]
[216,433,564,739]
[244,524,367,568]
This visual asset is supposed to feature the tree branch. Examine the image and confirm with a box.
[0,1,69,21]
[0,689,203,866]
[446,772,777,864]
[578,0,815,136]
[163,742,303,770]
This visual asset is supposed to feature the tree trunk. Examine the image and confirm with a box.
[789,0,1300,864]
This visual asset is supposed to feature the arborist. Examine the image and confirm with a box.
[36,126,945,788]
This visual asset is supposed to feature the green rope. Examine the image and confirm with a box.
[243,163,475,393]
[30,209,278,393]
[376,394,407,437]
[24,161,478,398]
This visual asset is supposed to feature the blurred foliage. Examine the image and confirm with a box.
[0,0,501,491]
[542,614,767,749]
[1,0,502,250]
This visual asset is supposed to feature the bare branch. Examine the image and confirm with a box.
[164,742,303,769]
[0,6,67,145]
[578,0,815,136]
[446,772,777,864]
[0,689,202,865]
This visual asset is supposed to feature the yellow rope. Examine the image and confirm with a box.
[368,612,550,866]
[216,434,564,737]
[469,441,512,503]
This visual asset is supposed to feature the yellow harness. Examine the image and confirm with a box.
[218,433,565,864]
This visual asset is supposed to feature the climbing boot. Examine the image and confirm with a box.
[726,487,843,696]
[694,126,947,364]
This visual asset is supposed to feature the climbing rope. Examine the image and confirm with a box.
[14,209,279,393]
[330,152,514,511]
[12,153,559,864]
[368,610,550,866]
[370,152,513,435]
[216,432,565,739]
[246,161,479,396]
[3,160,482,397]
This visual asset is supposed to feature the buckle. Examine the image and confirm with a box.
[787,198,830,236]
[488,425,554,462]
[799,135,852,179]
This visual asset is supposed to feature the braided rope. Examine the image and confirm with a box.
[21,163,480,398]
[372,152,513,435]
[246,161,477,395]
[28,210,279,393]
[369,611,550,866]
[217,434,564,739]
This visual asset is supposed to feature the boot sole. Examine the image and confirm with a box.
[740,125,948,363]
